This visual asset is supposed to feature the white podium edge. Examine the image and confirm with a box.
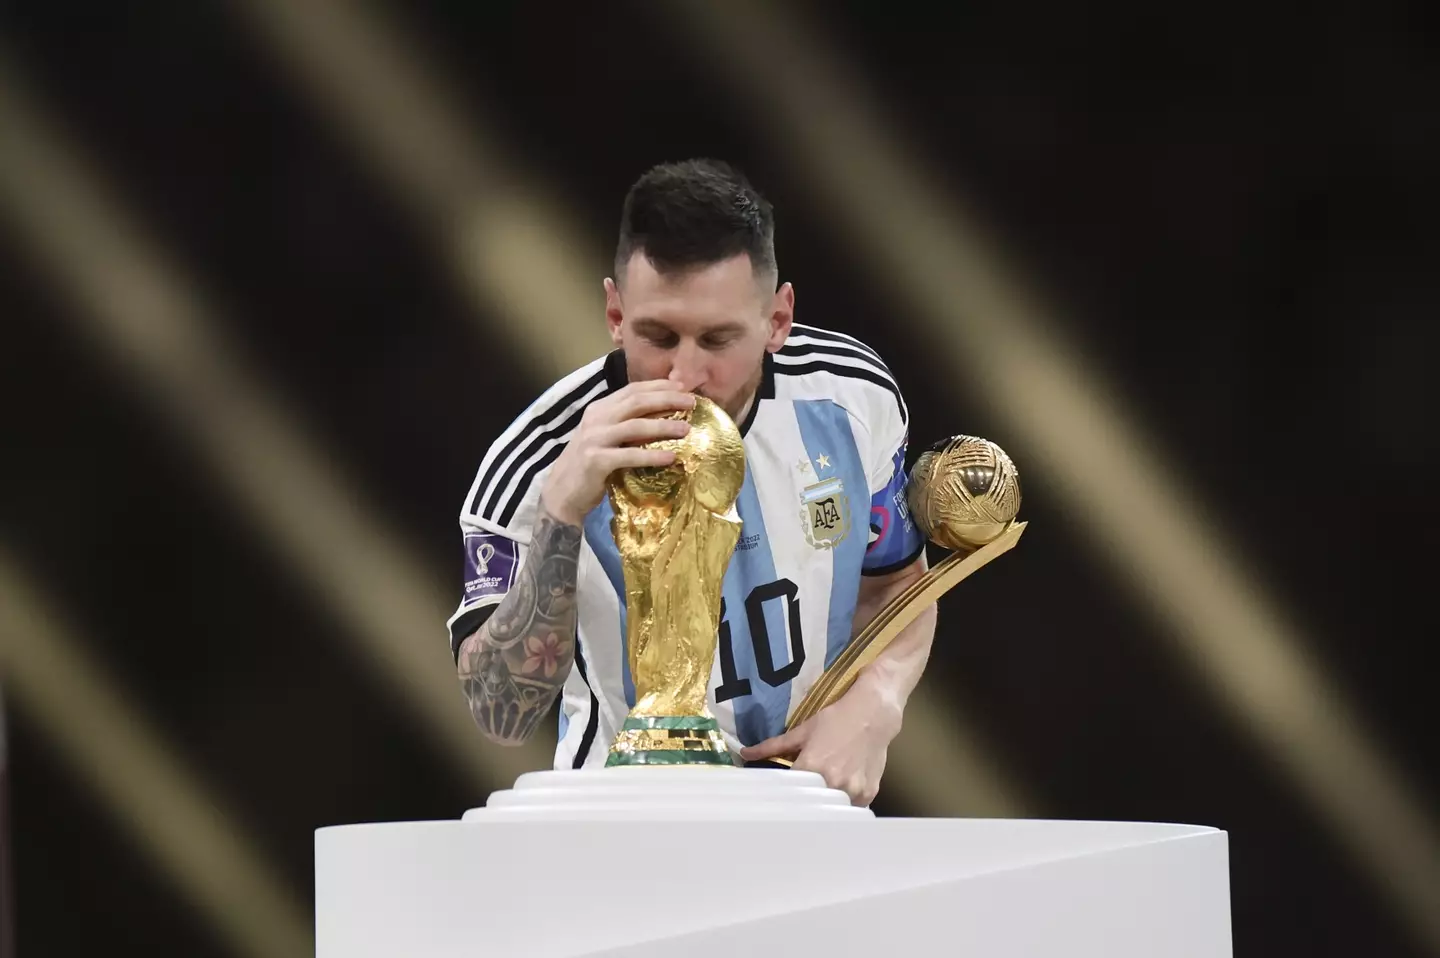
[582,827,1232,958]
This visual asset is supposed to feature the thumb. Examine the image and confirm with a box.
[740,725,808,761]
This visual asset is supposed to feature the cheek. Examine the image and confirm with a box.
[709,356,747,391]
[721,346,768,387]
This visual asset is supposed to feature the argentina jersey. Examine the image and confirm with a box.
[447,323,925,769]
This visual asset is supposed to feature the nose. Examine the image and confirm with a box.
[667,342,707,393]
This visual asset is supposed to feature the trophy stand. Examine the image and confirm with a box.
[314,424,1232,956]
[466,765,871,821]
[317,797,1231,957]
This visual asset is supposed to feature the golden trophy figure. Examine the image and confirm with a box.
[779,435,1026,740]
[604,396,747,766]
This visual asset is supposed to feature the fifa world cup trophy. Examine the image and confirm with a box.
[604,396,747,766]
[782,435,1026,733]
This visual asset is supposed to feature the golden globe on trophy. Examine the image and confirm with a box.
[779,434,1026,737]
[604,396,747,766]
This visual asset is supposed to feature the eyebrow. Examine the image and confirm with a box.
[632,318,747,337]
[630,318,672,335]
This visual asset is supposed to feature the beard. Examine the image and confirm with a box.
[704,361,765,425]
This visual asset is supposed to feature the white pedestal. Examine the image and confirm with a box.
[315,768,1232,957]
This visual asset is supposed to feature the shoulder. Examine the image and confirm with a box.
[772,323,908,432]
[462,352,620,531]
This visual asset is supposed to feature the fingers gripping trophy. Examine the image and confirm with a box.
[603,397,1025,768]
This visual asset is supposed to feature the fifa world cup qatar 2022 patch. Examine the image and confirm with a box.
[463,532,518,601]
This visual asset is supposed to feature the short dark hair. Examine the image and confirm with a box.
[614,158,776,287]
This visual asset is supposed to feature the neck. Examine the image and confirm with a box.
[731,389,756,427]
[727,356,770,425]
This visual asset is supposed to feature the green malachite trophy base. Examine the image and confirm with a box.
[605,715,736,767]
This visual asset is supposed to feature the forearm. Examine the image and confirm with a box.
[456,505,581,745]
[852,600,936,722]
[847,564,937,729]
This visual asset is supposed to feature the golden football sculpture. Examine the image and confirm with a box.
[909,435,1023,550]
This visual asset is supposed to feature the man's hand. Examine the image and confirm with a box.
[540,380,695,526]
[741,554,934,806]
[739,675,903,806]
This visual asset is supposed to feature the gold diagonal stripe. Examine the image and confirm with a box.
[0,547,312,958]
[0,56,551,790]
[228,0,613,378]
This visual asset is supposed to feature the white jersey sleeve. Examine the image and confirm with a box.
[445,356,612,660]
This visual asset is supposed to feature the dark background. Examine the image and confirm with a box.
[1,2,1436,956]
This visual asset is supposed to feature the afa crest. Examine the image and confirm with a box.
[800,476,850,549]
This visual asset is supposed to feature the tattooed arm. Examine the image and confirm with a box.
[456,506,583,745]
[456,379,696,745]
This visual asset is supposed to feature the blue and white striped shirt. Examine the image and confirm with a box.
[448,324,924,768]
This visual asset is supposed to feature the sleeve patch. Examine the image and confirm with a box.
[862,445,925,572]
[463,532,518,602]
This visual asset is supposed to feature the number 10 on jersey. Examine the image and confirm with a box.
[714,579,803,703]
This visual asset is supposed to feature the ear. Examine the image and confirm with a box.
[765,281,795,352]
[604,277,624,347]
